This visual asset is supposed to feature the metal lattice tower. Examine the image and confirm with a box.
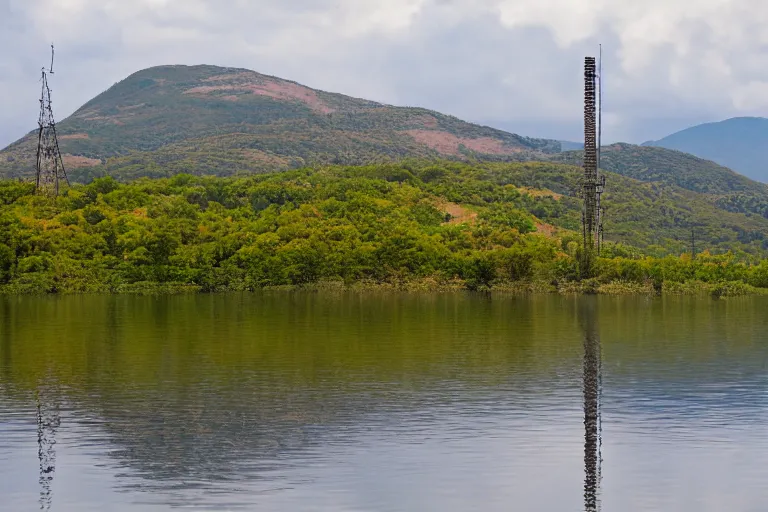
[582,53,605,258]
[36,45,69,196]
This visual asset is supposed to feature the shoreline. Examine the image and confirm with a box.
[2,278,766,297]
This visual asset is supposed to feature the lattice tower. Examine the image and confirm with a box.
[35,45,69,196]
[582,56,605,254]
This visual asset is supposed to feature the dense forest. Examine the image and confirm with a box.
[2,161,768,295]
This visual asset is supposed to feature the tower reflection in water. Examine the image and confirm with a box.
[36,386,59,512]
[581,300,602,512]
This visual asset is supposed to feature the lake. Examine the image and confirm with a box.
[1,293,767,511]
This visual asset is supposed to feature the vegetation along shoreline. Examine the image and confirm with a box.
[2,161,768,298]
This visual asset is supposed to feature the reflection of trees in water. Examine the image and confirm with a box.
[0,294,581,507]
[80,384,425,493]
[93,393,331,486]
[1,299,11,377]
[68,376,544,501]
[36,386,59,512]
[0,294,566,496]
[580,300,602,512]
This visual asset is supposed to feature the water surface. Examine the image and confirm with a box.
[1,293,767,511]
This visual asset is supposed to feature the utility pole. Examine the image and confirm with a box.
[35,44,69,196]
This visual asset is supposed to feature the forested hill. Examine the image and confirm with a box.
[2,161,768,296]
[0,64,559,179]
[5,63,768,239]
[553,143,768,219]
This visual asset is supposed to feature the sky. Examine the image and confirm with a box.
[2,0,768,148]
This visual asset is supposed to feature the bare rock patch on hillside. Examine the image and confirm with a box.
[185,74,335,114]
[405,130,521,156]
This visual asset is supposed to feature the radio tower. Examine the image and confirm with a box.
[36,44,69,196]
[581,48,606,273]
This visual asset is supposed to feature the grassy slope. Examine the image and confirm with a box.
[0,65,559,179]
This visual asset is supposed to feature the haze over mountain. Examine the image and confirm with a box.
[0,64,559,180]
[643,117,768,183]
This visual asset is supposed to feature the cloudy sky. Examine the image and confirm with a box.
[2,0,768,148]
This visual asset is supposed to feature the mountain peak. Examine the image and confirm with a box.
[0,64,561,180]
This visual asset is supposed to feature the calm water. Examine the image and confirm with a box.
[1,293,767,511]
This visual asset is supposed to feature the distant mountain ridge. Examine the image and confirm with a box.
[558,140,584,151]
[643,117,768,183]
[0,64,560,179]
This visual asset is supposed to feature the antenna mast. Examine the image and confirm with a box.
[35,44,69,196]
[596,45,605,253]
[581,50,606,275]
[597,45,602,175]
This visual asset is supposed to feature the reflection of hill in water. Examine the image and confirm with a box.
[88,385,362,487]
[2,294,768,495]
[1,293,582,492]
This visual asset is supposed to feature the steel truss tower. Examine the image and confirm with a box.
[35,45,69,196]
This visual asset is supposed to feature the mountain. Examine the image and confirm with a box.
[558,140,583,151]
[552,143,768,220]
[0,64,560,180]
[642,117,768,182]
[5,63,768,258]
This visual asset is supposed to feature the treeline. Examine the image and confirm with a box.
[1,162,768,295]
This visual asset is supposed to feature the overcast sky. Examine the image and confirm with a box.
[2,0,768,148]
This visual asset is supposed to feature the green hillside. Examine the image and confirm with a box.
[555,143,761,193]
[2,161,768,295]
[0,64,559,179]
[553,143,768,219]
[4,64,768,270]
[643,117,768,182]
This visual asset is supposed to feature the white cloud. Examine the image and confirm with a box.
[732,81,768,110]
[2,0,768,147]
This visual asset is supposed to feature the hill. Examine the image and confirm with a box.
[553,143,768,220]
[555,143,763,193]
[558,140,584,151]
[4,64,768,263]
[2,161,768,295]
[0,64,559,179]
[642,117,768,182]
